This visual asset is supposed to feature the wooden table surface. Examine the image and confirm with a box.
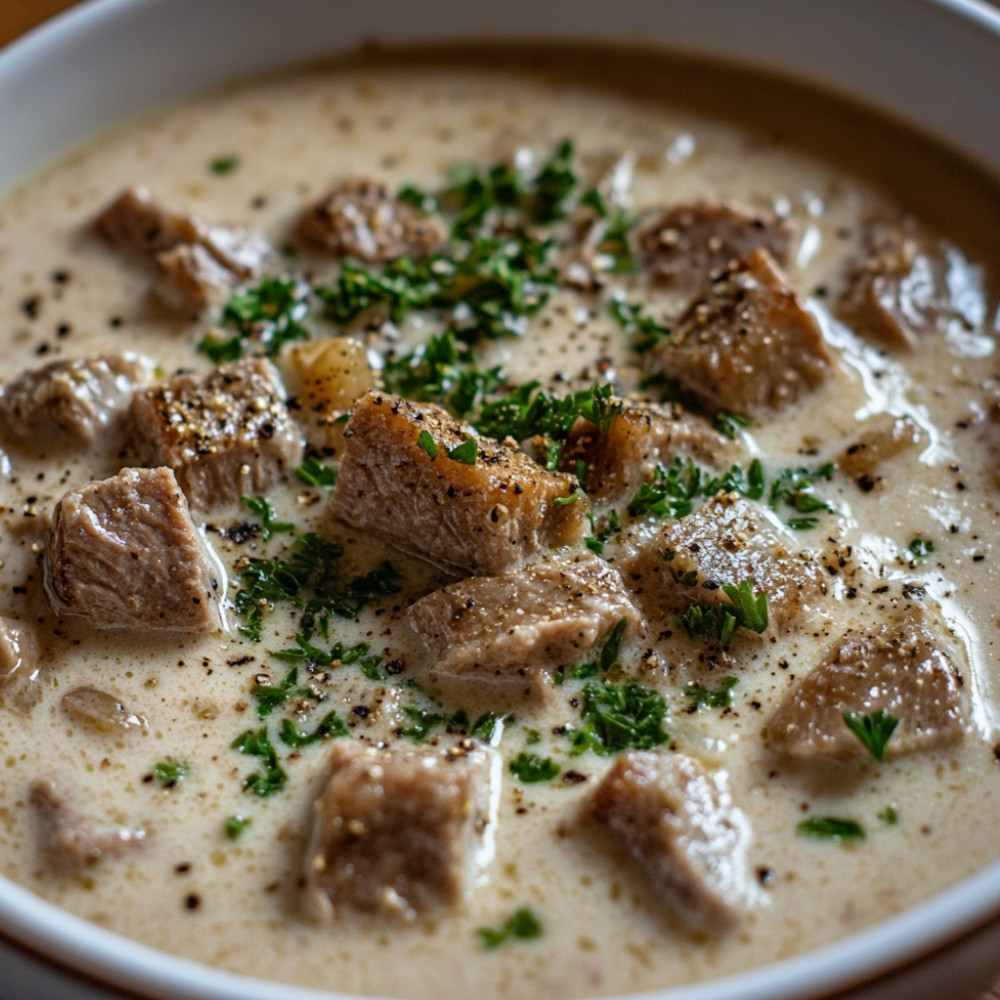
[1,1,999,999]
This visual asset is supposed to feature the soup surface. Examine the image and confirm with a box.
[1,46,1000,1000]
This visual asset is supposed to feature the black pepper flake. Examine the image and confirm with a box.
[562,771,587,784]
[21,296,40,319]
[184,894,201,910]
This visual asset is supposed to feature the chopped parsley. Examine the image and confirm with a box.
[879,804,900,826]
[200,276,311,360]
[908,537,935,559]
[296,455,338,489]
[446,437,478,465]
[797,816,866,842]
[568,681,668,756]
[509,752,560,783]
[273,636,387,681]
[231,728,288,798]
[610,298,672,353]
[768,463,835,530]
[677,579,769,649]
[417,429,439,459]
[152,758,188,787]
[210,154,239,175]
[684,675,739,710]
[629,456,765,522]
[224,815,251,839]
[250,667,312,718]
[398,704,453,743]
[476,907,543,950]
[713,410,750,439]
[279,711,348,747]
[585,508,621,556]
[241,496,294,542]
[843,708,899,762]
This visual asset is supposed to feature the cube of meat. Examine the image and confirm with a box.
[0,616,41,712]
[561,401,736,504]
[637,201,792,298]
[645,248,832,415]
[590,751,759,931]
[95,186,270,315]
[331,391,588,575]
[130,358,303,511]
[30,778,146,870]
[304,740,496,921]
[768,607,967,759]
[655,493,825,632]
[408,553,641,700]
[296,178,447,262]
[836,214,954,349]
[45,466,222,631]
[0,354,153,447]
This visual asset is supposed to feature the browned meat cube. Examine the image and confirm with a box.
[562,401,736,504]
[296,178,447,262]
[408,553,641,699]
[45,466,222,631]
[0,616,41,712]
[655,493,825,632]
[0,354,153,447]
[590,751,759,931]
[130,358,303,511]
[837,214,954,349]
[30,778,147,870]
[304,740,496,921]
[768,608,967,759]
[95,186,269,314]
[836,413,926,489]
[331,391,588,575]
[645,248,832,415]
[637,201,792,298]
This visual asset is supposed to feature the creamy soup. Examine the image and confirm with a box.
[0,45,999,1000]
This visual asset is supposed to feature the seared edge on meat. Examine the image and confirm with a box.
[130,358,303,511]
[767,606,967,759]
[45,466,224,631]
[409,553,641,701]
[636,201,792,298]
[645,248,832,415]
[304,739,499,922]
[296,177,447,263]
[30,778,147,870]
[590,751,762,931]
[0,354,153,447]
[331,391,588,575]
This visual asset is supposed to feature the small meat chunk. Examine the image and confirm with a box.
[95,186,269,315]
[590,751,759,931]
[130,358,303,510]
[562,401,736,504]
[296,178,447,262]
[837,214,956,349]
[637,201,792,298]
[768,608,966,759]
[331,391,588,575]
[655,493,824,632]
[0,354,153,447]
[30,778,146,870]
[836,413,926,489]
[304,740,495,921]
[645,248,832,415]
[409,553,641,699]
[45,466,222,631]
[61,686,148,734]
[0,617,41,712]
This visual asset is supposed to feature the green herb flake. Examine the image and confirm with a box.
[797,816,866,842]
[476,907,543,950]
[153,758,188,787]
[568,681,668,757]
[241,496,295,542]
[909,537,935,559]
[843,708,899,762]
[447,437,478,465]
[610,298,673,353]
[224,815,251,839]
[251,667,312,718]
[296,455,338,489]
[879,804,899,826]
[417,429,440,459]
[684,675,738,710]
[210,154,240,175]
[713,410,749,439]
[677,579,768,649]
[509,752,560,783]
[232,728,288,798]
[279,711,348,748]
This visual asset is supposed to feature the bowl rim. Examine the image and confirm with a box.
[1,1,1000,998]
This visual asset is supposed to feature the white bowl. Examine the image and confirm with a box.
[1,1,1000,999]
